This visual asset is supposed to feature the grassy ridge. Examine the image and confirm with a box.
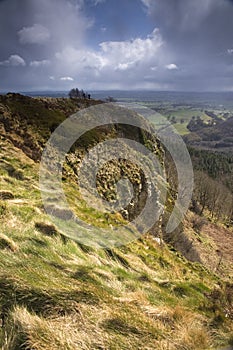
[0,95,232,349]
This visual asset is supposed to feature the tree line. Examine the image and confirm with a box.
[165,148,233,225]
[68,88,91,100]
[192,171,233,224]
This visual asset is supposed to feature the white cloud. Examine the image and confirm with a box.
[0,54,26,67]
[116,63,133,71]
[227,49,233,55]
[55,28,163,78]
[166,63,178,70]
[60,76,74,81]
[140,0,154,9]
[18,24,50,44]
[140,0,155,15]
[101,26,107,33]
[100,28,163,70]
[56,46,106,71]
[93,0,106,5]
[30,59,50,67]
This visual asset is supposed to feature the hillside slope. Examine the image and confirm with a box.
[0,94,232,350]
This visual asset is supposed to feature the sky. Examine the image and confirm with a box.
[0,0,233,92]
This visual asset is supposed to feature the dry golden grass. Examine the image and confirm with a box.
[4,307,91,350]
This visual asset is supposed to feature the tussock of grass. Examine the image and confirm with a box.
[102,317,141,335]
[0,191,14,200]
[0,233,17,252]
[104,248,131,269]
[4,307,82,350]
[35,222,58,236]
[0,201,8,216]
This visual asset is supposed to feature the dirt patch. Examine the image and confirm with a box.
[203,223,233,266]
[184,213,233,277]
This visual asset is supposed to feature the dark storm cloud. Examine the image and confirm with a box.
[142,0,233,90]
[146,0,233,52]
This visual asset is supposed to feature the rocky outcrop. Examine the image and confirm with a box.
[0,93,202,264]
